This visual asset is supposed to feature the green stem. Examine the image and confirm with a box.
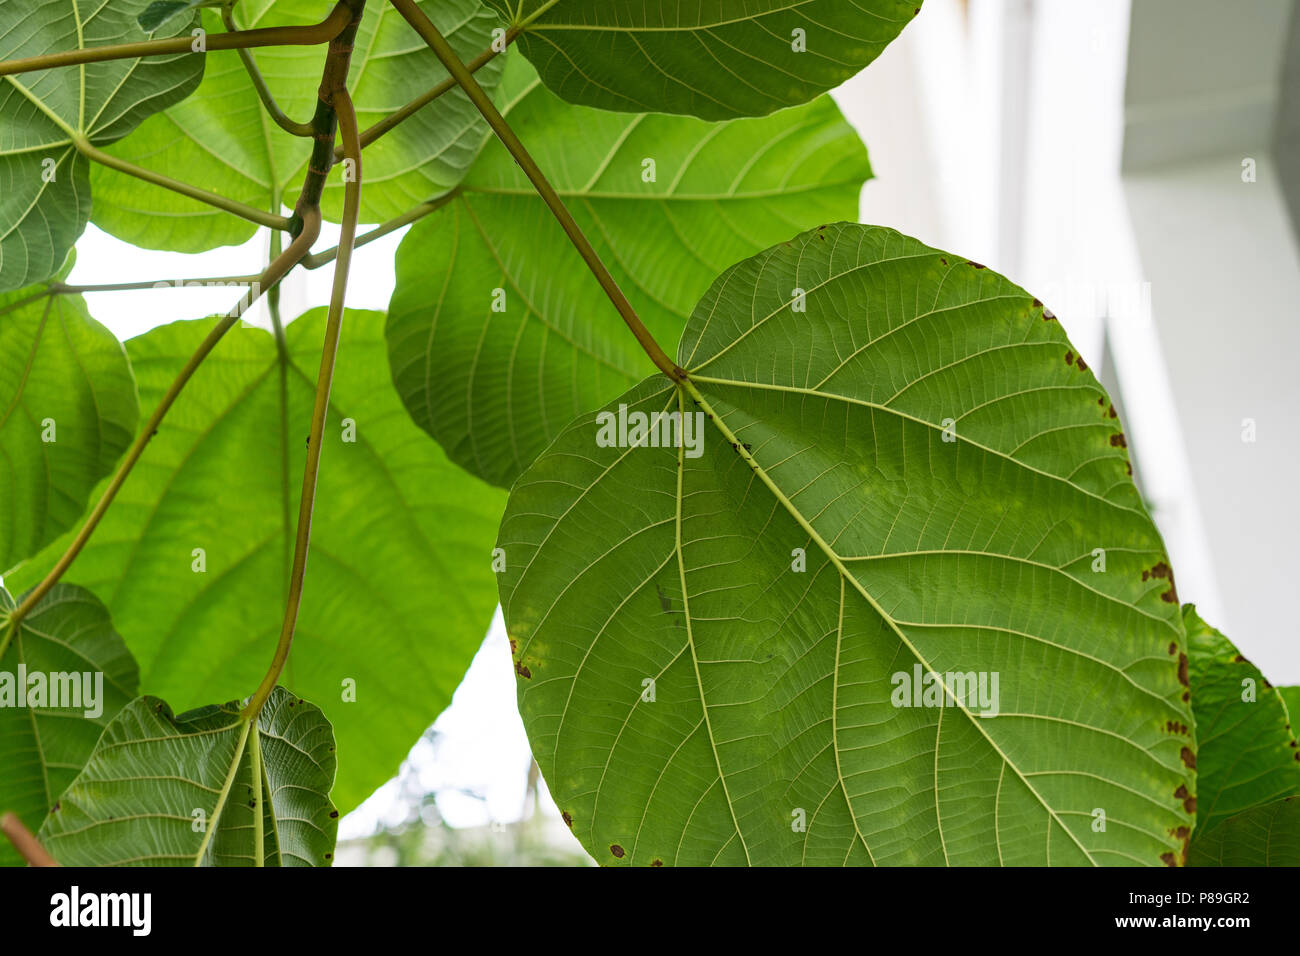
[300,194,453,269]
[387,0,684,382]
[223,3,315,138]
[8,213,322,627]
[49,275,263,294]
[0,3,352,77]
[78,140,290,230]
[249,721,266,867]
[341,39,513,159]
[244,90,362,720]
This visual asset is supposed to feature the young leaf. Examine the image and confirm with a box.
[0,0,204,290]
[387,56,871,488]
[0,279,138,573]
[39,687,337,866]
[485,0,922,120]
[1184,606,1300,833]
[499,222,1195,866]
[8,311,505,813]
[0,584,139,867]
[1187,797,1300,867]
[90,1,505,252]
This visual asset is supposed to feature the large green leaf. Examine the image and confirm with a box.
[10,310,505,812]
[0,583,138,866]
[39,686,337,866]
[485,0,921,119]
[1187,797,1300,866]
[90,0,505,251]
[0,0,203,289]
[387,55,871,488]
[498,222,1195,866]
[0,277,138,573]
[1184,606,1300,834]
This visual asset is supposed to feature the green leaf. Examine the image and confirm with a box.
[387,55,871,488]
[9,310,505,813]
[1184,606,1300,834]
[498,222,1195,866]
[486,0,922,119]
[39,686,337,866]
[90,0,505,252]
[1187,797,1300,866]
[0,279,138,573]
[0,0,204,290]
[0,584,139,866]
[1279,685,1300,723]
[138,1,205,32]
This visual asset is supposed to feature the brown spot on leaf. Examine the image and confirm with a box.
[1168,641,1177,655]
[1110,433,1127,448]
[1177,653,1189,687]
[1233,654,1245,662]
[1043,308,1056,321]
[329,810,339,819]
[1076,355,1088,371]
[509,637,517,654]
[1180,747,1196,769]
[939,257,948,266]
[1107,405,1117,418]
[514,660,532,680]
[652,859,664,866]
[1151,562,1170,579]
[1125,462,1132,476]
[610,844,625,858]
[1160,852,1177,867]
[968,260,986,269]
[562,812,573,828]
[1065,351,1074,365]
[1165,720,1188,735]
[1174,785,1197,815]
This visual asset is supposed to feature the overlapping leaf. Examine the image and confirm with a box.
[1184,606,1300,834]
[0,274,138,572]
[1188,797,1300,866]
[387,55,871,488]
[0,0,203,289]
[39,686,337,866]
[485,0,921,119]
[499,222,1195,866]
[11,310,504,812]
[0,584,138,866]
[90,0,505,251]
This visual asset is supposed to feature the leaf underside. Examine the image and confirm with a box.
[489,0,922,120]
[1184,606,1300,832]
[0,584,139,866]
[0,279,138,572]
[0,0,203,289]
[90,0,505,251]
[9,311,505,813]
[387,55,871,489]
[39,686,337,866]
[499,222,1195,866]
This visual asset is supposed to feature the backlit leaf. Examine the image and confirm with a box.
[0,275,138,572]
[485,0,921,119]
[39,686,337,866]
[0,583,138,866]
[0,0,203,289]
[90,0,505,251]
[498,222,1195,866]
[10,310,504,812]
[387,55,870,488]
